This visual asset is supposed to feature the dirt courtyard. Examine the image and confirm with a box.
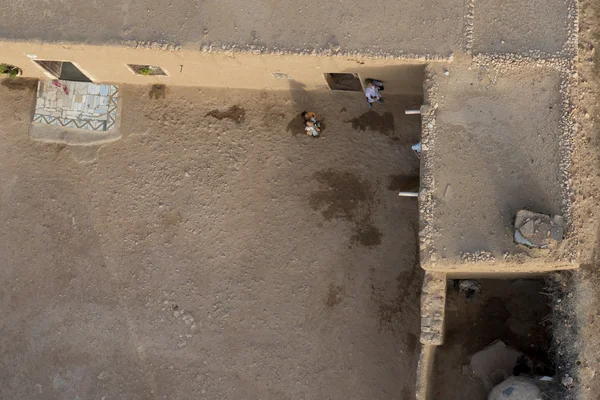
[0,81,422,399]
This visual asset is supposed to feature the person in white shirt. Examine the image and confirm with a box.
[365,79,384,108]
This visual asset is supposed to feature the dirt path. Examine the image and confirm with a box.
[570,0,600,398]
[0,83,421,399]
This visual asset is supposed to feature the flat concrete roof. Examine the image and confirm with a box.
[420,62,576,272]
[0,0,462,56]
[0,0,575,58]
[472,0,575,56]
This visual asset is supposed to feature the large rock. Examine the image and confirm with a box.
[514,210,563,249]
[470,340,523,390]
[488,376,542,400]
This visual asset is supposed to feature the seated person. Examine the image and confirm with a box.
[302,111,321,128]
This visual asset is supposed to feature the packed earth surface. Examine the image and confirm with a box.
[4,0,600,398]
[0,83,423,399]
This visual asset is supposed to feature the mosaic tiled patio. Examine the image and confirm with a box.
[32,80,118,131]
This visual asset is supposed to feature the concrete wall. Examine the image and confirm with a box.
[1,41,425,95]
[415,344,437,400]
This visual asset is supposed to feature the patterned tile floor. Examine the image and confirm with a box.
[32,80,119,131]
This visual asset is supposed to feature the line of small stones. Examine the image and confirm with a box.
[463,0,476,54]
[122,39,454,62]
[418,67,440,266]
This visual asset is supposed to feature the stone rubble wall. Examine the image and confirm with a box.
[419,272,447,346]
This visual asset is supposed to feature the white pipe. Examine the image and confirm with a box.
[398,191,419,197]
[405,110,421,115]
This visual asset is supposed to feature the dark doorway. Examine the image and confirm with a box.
[33,60,92,82]
[324,73,363,91]
[433,279,555,400]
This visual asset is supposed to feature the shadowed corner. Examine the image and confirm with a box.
[149,84,166,100]
[1,77,38,91]
[286,80,313,137]
[1,77,39,117]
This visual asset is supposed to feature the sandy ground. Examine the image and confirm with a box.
[0,0,587,397]
[0,81,423,399]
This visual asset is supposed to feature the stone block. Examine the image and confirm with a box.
[514,209,564,249]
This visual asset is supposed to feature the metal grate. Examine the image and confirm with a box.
[271,72,292,79]
[34,60,62,78]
